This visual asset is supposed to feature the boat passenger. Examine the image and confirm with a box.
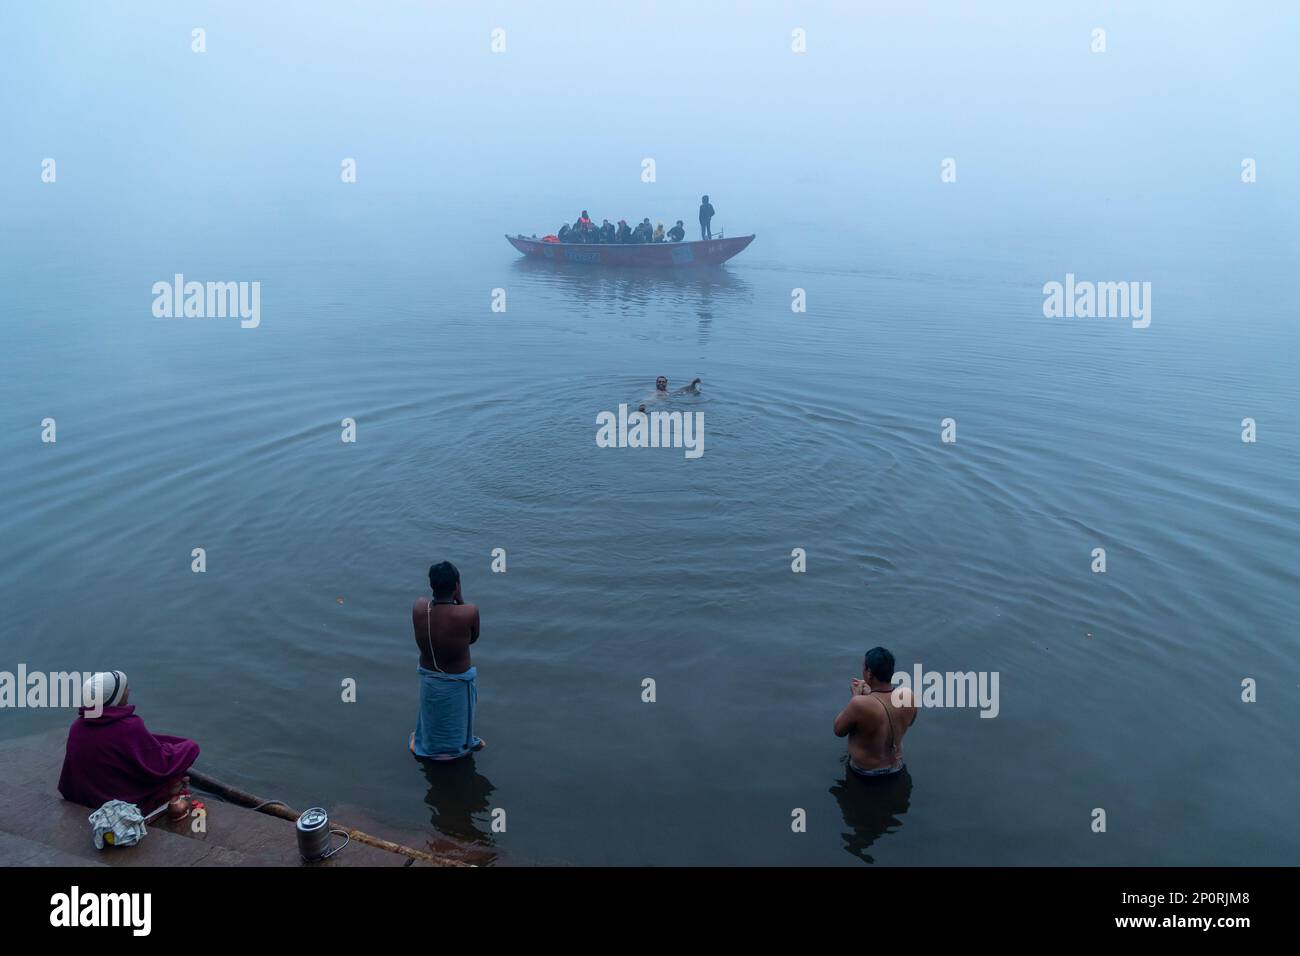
[57,671,200,818]
[617,220,633,243]
[578,210,592,229]
[653,223,666,243]
[410,561,486,761]
[699,195,715,239]
[601,219,615,243]
[558,223,572,242]
[668,220,686,242]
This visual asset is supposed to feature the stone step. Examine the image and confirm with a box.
[0,729,420,866]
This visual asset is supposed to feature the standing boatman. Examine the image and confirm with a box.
[698,194,715,239]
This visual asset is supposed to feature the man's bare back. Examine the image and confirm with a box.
[834,648,917,774]
[836,684,917,771]
[411,593,479,674]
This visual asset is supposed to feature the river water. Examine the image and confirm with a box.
[2,2,1297,864]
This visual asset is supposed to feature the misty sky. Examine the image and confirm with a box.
[4,0,1296,255]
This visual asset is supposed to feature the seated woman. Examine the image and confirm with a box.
[58,672,200,818]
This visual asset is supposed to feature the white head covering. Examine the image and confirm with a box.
[82,670,129,709]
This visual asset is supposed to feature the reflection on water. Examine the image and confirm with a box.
[417,755,498,851]
[696,310,712,345]
[509,258,751,345]
[828,761,913,864]
[512,257,749,308]
[510,255,752,293]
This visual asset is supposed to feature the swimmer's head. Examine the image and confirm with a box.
[655,376,668,391]
[638,404,647,413]
[691,378,701,387]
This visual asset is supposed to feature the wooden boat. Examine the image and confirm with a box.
[506,233,755,267]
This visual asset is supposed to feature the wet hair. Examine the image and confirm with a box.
[864,646,895,682]
[701,195,709,203]
[428,561,460,599]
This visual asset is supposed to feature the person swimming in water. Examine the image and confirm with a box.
[649,376,701,400]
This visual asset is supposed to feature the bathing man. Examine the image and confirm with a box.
[833,646,917,778]
[410,561,486,760]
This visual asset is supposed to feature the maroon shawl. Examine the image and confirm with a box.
[57,705,200,811]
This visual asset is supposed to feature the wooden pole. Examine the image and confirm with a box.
[186,769,469,866]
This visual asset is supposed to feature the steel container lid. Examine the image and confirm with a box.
[297,807,329,831]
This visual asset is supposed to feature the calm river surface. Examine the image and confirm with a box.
[2,2,1297,864]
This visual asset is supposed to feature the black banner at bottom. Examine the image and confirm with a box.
[0,866,1277,941]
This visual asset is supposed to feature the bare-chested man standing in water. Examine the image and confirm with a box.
[411,562,478,675]
[409,561,486,759]
[833,646,917,777]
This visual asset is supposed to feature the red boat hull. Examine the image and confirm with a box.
[507,233,754,267]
